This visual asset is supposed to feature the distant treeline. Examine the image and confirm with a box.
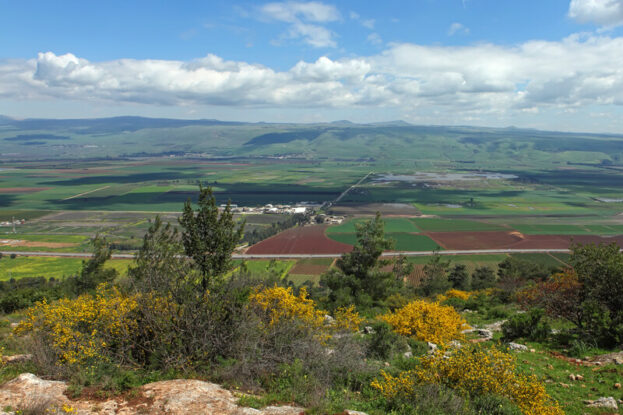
[243,213,309,245]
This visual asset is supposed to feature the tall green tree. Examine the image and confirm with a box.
[570,242,623,346]
[321,212,400,309]
[73,235,118,294]
[128,215,191,296]
[179,185,244,290]
[420,252,451,296]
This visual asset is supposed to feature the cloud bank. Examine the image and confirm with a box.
[569,0,623,27]
[3,33,623,127]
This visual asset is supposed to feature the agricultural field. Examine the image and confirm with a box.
[1,118,623,281]
[0,256,131,280]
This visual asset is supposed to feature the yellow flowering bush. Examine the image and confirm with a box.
[250,285,362,339]
[380,300,469,344]
[444,289,472,300]
[14,285,138,366]
[372,345,563,415]
[250,285,325,329]
[333,305,364,332]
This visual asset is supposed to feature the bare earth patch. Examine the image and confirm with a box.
[0,187,50,193]
[0,239,77,248]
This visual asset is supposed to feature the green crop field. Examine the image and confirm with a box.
[327,231,441,251]
[412,218,505,232]
[0,257,131,280]
[327,217,420,234]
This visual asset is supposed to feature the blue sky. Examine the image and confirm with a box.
[2,0,623,133]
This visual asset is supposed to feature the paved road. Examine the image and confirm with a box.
[0,248,574,260]
[331,171,373,205]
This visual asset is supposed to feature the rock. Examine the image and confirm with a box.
[484,320,507,332]
[585,397,618,409]
[427,342,438,354]
[403,351,413,358]
[344,411,369,415]
[0,373,69,409]
[614,357,623,365]
[508,342,528,352]
[448,340,462,348]
[0,374,305,415]
[529,349,536,353]
[363,326,375,334]
[0,354,32,364]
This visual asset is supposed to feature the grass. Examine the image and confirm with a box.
[514,346,623,415]
[0,257,132,280]
[510,253,567,268]
[234,259,295,278]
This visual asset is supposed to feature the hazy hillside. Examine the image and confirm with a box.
[1,116,623,167]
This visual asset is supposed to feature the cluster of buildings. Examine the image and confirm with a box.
[221,203,316,215]
[0,218,25,228]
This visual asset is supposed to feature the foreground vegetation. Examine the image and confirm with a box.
[2,186,623,414]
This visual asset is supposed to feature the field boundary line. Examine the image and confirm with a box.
[63,185,111,200]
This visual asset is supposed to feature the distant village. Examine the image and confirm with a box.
[0,218,25,228]
[223,203,344,224]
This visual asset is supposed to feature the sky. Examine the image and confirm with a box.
[2,0,623,133]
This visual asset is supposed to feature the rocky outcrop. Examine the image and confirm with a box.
[584,396,618,409]
[0,373,305,415]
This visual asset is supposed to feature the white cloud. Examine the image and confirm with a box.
[4,33,623,131]
[259,1,340,47]
[448,22,470,36]
[260,1,340,22]
[569,0,623,27]
[361,19,375,29]
[367,33,383,45]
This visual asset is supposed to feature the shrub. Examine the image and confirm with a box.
[250,285,362,342]
[380,300,469,344]
[366,321,406,360]
[14,285,138,367]
[371,345,563,415]
[445,289,472,301]
[502,309,550,342]
[471,266,496,290]
[448,264,471,291]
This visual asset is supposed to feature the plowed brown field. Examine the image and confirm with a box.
[247,225,353,255]
[427,231,623,250]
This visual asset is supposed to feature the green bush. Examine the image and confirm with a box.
[470,394,522,415]
[366,321,406,360]
[502,308,550,342]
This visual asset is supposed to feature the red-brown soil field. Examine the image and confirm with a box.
[0,187,50,193]
[247,225,353,255]
[427,231,623,250]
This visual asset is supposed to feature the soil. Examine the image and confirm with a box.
[247,225,353,255]
[426,231,623,250]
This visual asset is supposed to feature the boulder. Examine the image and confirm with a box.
[585,397,618,409]
[1,354,32,365]
[0,373,69,409]
[0,374,305,415]
[508,342,528,352]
